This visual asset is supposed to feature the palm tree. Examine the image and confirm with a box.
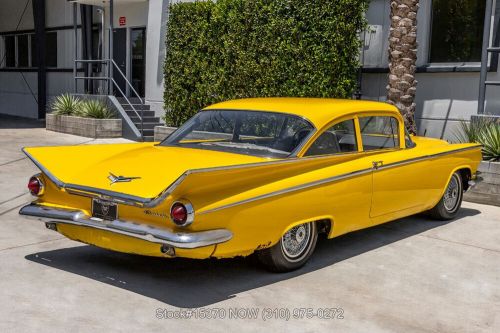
[386,0,419,134]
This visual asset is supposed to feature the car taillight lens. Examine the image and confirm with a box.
[28,176,44,196]
[170,201,194,226]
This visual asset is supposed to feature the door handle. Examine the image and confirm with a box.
[372,160,384,169]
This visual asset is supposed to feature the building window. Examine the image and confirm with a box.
[430,0,486,63]
[45,32,57,67]
[4,35,16,67]
[17,35,29,67]
[2,32,57,68]
[31,32,58,68]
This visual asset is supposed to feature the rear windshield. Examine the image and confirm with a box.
[160,110,315,158]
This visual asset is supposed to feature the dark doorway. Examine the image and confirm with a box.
[112,27,127,96]
[130,28,146,97]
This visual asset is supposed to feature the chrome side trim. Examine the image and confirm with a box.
[22,146,344,208]
[19,204,232,249]
[22,144,481,209]
[199,145,482,214]
[199,167,374,214]
[374,145,482,172]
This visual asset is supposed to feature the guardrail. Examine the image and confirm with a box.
[74,59,144,140]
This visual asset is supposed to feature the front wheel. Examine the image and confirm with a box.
[428,172,463,220]
[257,222,318,272]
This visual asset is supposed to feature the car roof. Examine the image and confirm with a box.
[203,98,400,128]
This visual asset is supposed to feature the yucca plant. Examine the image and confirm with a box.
[51,94,81,115]
[77,99,116,119]
[479,122,500,162]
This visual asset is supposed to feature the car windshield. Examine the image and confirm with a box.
[160,110,315,158]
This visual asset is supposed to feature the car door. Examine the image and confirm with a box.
[301,116,374,234]
[358,114,430,219]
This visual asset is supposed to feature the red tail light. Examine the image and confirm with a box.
[170,201,194,226]
[28,176,44,196]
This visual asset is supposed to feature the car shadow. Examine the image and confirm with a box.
[25,208,480,308]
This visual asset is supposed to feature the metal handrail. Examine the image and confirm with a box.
[109,59,144,138]
[74,59,145,140]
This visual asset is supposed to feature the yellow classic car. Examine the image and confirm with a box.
[19,98,482,272]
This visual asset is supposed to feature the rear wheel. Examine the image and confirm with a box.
[429,172,463,220]
[257,222,318,272]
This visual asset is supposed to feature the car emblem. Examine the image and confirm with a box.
[108,172,141,185]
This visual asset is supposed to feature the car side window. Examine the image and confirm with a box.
[359,116,399,151]
[305,119,358,156]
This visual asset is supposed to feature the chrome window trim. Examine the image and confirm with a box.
[22,145,481,209]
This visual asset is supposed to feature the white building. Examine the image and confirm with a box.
[0,0,498,141]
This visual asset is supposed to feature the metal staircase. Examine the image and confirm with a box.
[75,59,162,141]
[478,0,499,114]
[116,97,162,141]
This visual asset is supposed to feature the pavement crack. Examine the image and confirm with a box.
[0,192,29,206]
[0,156,27,167]
[417,234,500,254]
[0,237,66,253]
[0,201,29,216]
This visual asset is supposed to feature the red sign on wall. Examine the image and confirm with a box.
[119,16,126,26]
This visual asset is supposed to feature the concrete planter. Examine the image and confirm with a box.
[46,114,122,138]
[464,161,500,207]
[154,126,177,142]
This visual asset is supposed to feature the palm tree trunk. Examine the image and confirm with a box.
[387,0,419,134]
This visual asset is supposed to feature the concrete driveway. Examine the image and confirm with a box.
[0,119,499,333]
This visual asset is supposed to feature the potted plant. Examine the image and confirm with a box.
[457,117,500,206]
[46,95,122,138]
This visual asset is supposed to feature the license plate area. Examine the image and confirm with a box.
[91,199,118,221]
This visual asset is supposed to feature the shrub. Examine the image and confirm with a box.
[164,0,369,126]
[51,94,81,115]
[77,99,116,119]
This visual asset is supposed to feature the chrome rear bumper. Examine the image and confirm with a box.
[19,204,232,249]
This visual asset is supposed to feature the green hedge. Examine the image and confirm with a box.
[164,0,369,126]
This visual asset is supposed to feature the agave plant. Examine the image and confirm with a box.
[454,117,493,144]
[455,117,500,162]
[479,122,500,162]
[51,94,81,115]
[77,99,116,119]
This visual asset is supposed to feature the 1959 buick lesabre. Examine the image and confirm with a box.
[19,98,482,272]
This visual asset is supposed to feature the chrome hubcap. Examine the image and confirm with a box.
[444,175,460,212]
[281,223,311,260]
